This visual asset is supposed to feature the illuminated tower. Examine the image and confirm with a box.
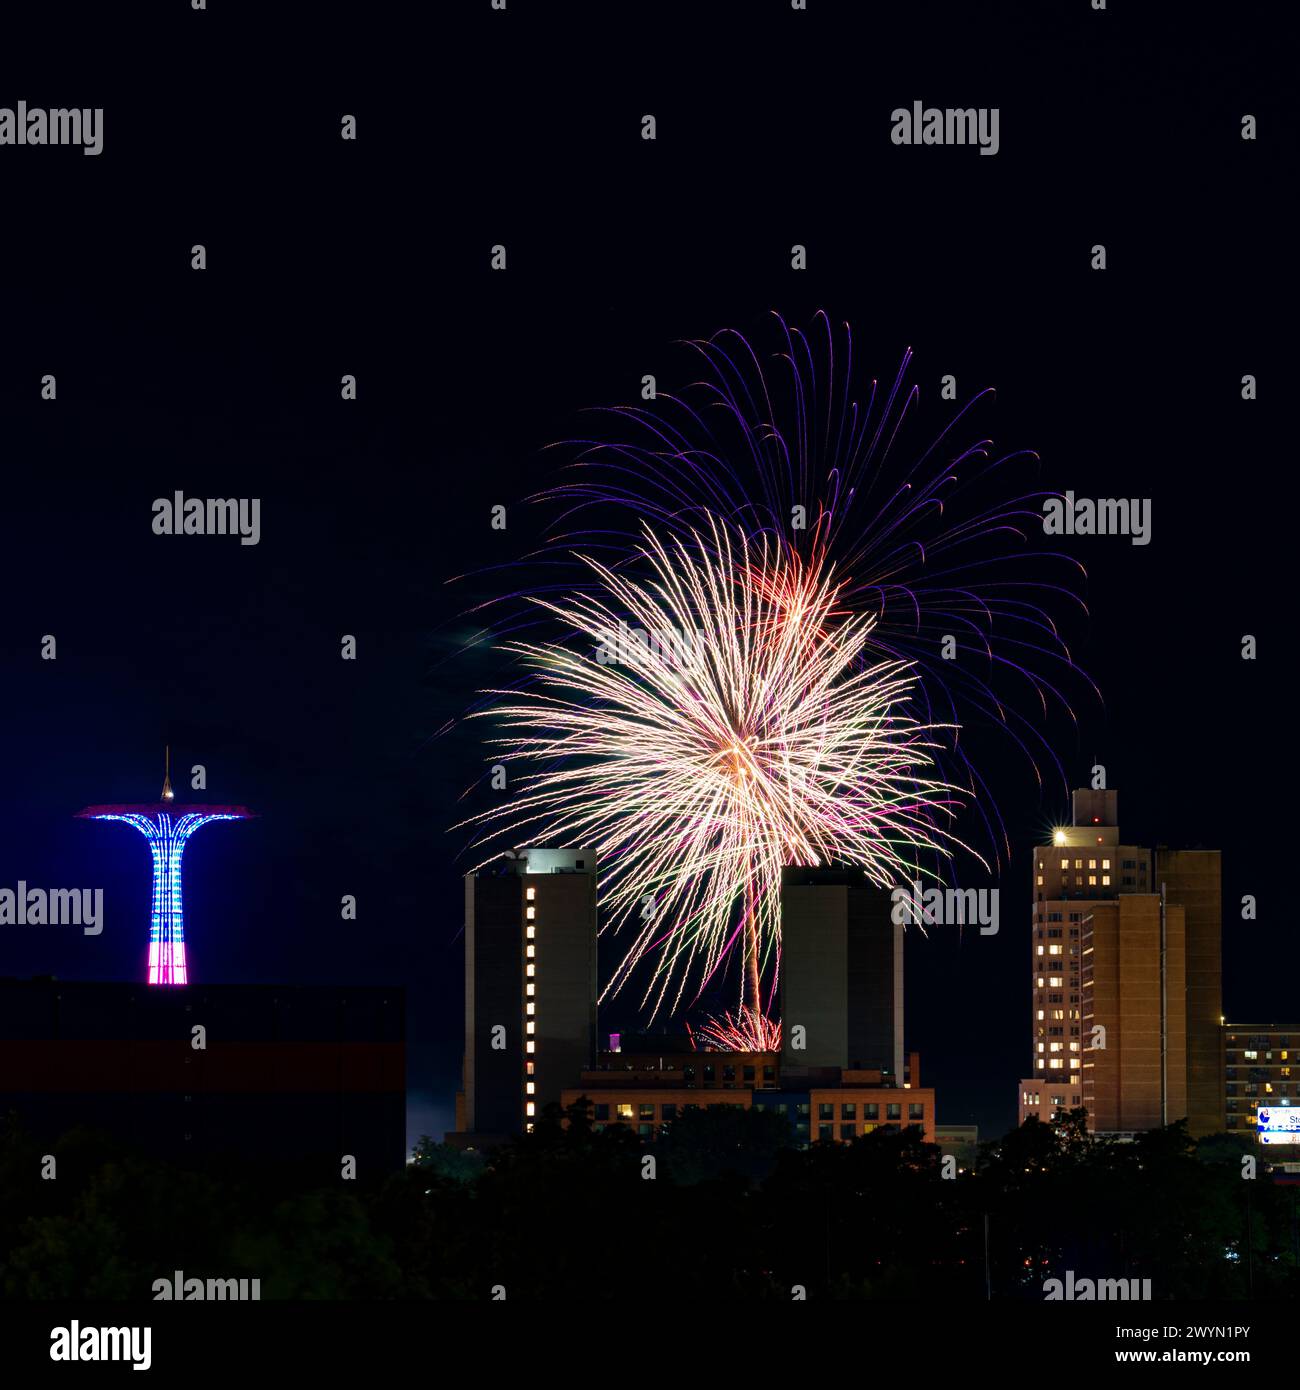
[76,751,254,986]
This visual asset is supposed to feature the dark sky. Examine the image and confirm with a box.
[0,1,1285,1147]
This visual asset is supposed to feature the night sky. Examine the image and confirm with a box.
[0,0,1284,1149]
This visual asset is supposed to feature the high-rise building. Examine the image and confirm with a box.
[1017,789,1223,1138]
[1018,789,1150,1125]
[1157,850,1223,1137]
[779,866,903,1079]
[1081,892,1187,1132]
[450,846,598,1146]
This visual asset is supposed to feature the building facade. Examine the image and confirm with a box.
[1223,1024,1299,1144]
[452,846,598,1145]
[1018,789,1223,1138]
[564,1051,933,1145]
[780,866,903,1079]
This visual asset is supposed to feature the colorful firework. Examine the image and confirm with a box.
[534,312,1095,859]
[460,518,974,1021]
[688,1005,782,1054]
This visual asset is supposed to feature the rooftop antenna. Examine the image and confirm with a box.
[161,745,175,803]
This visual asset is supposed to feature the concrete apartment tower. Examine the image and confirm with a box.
[779,866,903,1079]
[1018,788,1151,1125]
[1018,789,1223,1138]
[451,846,598,1146]
[1155,848,1223,1137]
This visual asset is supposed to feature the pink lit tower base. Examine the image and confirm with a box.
[77,751,254,986]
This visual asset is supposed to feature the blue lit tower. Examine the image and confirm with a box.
[76,751,254,986]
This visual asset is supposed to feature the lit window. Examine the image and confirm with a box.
[1101,859,1110,869]
[526,1022,535,1034]
[526,907,535,920]
[1037,1009,1045,1020]
[1037,876,1044,886]
[1088,875,1097,885]
[526,1001,535,1013]
[1102,875,1110,886]
[526,1082,535,1095]
[526,983,535,996]
[1060,859,1068,870]
[526,945,535,958]
[526,1102,536,1117]
[1037,945,1045,956]
[526,887,535,901]
[526,1040,535,1052]
[526,926,535,939]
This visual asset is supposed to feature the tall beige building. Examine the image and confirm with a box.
[1156,850,1223,1137]
[1017,790,1223,1138]
[1018,788,1150,1125]
[1081,893,1187,1132]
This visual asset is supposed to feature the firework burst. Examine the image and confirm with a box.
[688,1006,782,1053]
[533,311,1095,859]
[461,518,974,1021]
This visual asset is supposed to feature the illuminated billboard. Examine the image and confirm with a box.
[1257,1107,1300,1143]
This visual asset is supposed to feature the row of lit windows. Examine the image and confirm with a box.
[590,1098,926,1124]
[524,886,537,1130]
[1022,1092,1082,1108]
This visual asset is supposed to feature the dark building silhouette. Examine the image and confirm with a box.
[779,866,903,1079]
[451,847,598,1147]
[0,979,406,1176]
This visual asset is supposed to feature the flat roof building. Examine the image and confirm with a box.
[450,846,598,1147]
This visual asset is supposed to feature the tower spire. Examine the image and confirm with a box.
[162,745,174,803]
